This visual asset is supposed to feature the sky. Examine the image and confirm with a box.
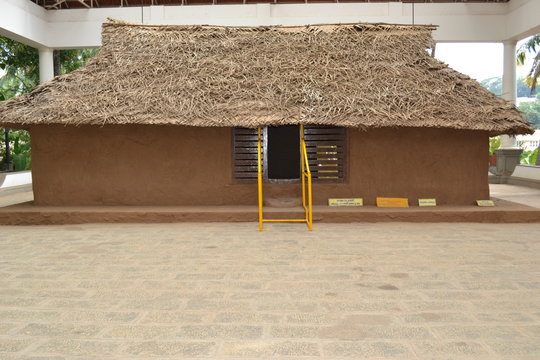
[435,40,534,82]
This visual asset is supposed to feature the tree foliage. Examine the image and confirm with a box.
[0,36,39,97]
[479,76,536,98]
[518,94,540,129]
[517,34,540,93]
[53,48,98,77]
[0,36,97,100]
[0,36,97,171]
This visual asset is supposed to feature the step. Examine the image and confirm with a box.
[0,198,539,225]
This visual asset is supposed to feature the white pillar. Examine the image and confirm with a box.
[38,47,54,84]
[500,40,518,148]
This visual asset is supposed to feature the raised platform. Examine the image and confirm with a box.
[1,198,540,225]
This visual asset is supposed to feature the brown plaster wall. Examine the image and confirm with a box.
[327,127,489,206]
[30,125,488,206]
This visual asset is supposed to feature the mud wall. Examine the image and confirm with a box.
[329,127,489,206]
[30,125,488,206]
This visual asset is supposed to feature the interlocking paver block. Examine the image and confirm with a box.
[486,340,540,356]
[124,341,215,356]
[270,326,320,338]
[0,323,16,335]
[36,340,120,356]
[412,341,489,356]
[18,323,101,337]
[220,341,320,356]
[103,325,177,339]
[0,311,60,322]
[176,325,263,339]
[324,341,411,357]
[285,313,341,324]
[0,339,32,352]
[474,312,535,322]
[141,312,205,324]
[59,311,139,323]
[186,300,250,311]
[402,312,475,323]
[431,325,528,339]
[214,312,282,324]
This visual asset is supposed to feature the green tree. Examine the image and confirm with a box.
[1,37,97,99]
[53,48,98,77]
[480,76,536,98]
[518,94,540,129]
[0,36,97,171]
[0,36,39,96]
[517,34,540,93]
[480,77,502,96]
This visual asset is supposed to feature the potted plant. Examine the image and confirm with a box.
[489,136,501,165]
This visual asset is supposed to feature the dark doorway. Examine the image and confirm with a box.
[267,125,300,180]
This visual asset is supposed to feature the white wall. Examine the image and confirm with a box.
[1,0,539,49]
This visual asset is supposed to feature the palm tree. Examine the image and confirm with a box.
[517,34,540,93]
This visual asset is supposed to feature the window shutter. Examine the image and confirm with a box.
[232,127,260,182]
[304,125,346,182]
[233,126,346,183]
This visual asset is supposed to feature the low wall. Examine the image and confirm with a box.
[507,165,540,189]
[0,170,32,188]
[30,125,488,206]
[512,165,540,181]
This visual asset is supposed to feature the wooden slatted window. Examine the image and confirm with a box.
[304,125,346,182]
[232,127,260,182]
[232,126,346,183]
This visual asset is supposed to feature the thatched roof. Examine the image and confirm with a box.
[0,19,532,135]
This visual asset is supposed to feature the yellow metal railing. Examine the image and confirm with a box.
[300,125,314,230]
[257,125,313,231]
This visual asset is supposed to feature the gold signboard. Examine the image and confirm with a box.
[376,197,409,208]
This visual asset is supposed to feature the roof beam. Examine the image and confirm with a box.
[77,0,90,8]
[1,0,539,49]
[45,0,67,9]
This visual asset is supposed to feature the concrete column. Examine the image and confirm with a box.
[38,47,54,84]
[490,40,522,183]
[501,40,518,148]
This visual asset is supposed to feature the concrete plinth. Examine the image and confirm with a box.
[1,200,540,225]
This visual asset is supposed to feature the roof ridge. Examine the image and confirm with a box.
[103,18,438,31]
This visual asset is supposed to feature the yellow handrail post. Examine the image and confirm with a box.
[302,139,314,231]
[300,125,306,215]
[307,171,313,230]
[257,127,263,231]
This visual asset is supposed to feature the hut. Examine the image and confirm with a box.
[0,20,533,209]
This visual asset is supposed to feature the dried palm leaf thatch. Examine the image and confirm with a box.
[0,19,532,135]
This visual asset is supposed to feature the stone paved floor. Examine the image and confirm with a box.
[0,222,539,359]
[0,185,33,208]
[490,183,540,208]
